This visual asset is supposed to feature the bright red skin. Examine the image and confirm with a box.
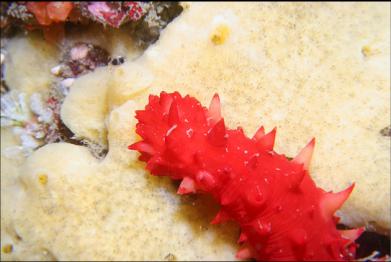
[129,91,362,261]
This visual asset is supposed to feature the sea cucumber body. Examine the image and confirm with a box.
[129,91,362,261]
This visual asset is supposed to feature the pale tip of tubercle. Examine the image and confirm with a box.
[208,93,222,124]
[236,247,254,260]
[207,118,227,147]
[255,127,276,151]
[128,141,155,155]
[292,138,315,170]
[320,183,355,219]
[177,177,196,195]
[253,125,265,140]
[265,127,277,148]
[339,226,365,242]
[237,232,248,244]
[211,209,230,225]
[168,101,180,125]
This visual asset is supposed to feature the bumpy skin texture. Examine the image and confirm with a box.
[129,91,364,261]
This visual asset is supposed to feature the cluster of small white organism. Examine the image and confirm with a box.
[1,91,54,156]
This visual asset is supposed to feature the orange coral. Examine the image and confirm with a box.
[26,2,73,26]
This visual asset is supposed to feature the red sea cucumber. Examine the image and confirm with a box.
[129,91,364,261]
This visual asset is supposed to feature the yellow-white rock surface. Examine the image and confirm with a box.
[105,2,390,230]
[2,101,239,261]
[1,2,390,260]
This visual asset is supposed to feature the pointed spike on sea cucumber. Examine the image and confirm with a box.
[159,92,174,112]
[288,170,305,190]
[236,247,254,260]
[172,91,182,98]
[196,170,216,191]
[207,119,227,147]
[177,177,196,195]
[245,185,265,207]
[292,138,315,170]
[168,101,180,125]
[236,126,245,135]
[339,227,365,242]
[128,141,155,155]
[253,125,265,140]
[238,232,248,244]
[333,216,341,224]
[211,209,230,224]
[148,94,156,104]
[208,93,221,124]
[320,183,355,218]
[257,127,276,151]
